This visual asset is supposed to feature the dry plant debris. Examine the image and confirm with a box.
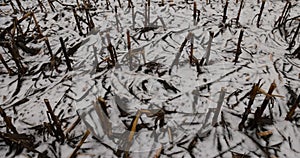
[0,0,299,158]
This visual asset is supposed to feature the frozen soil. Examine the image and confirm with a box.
[0,0,300,157]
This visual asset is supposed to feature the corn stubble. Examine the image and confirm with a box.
[0,0,299,158]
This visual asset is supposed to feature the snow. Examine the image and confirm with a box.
[0,0,299,157]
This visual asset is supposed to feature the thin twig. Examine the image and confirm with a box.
[285,94,300,121]
[65,116,81,139]
[256,0,266,28]
[72,8,83,36]
[37,0,47,12]
[238,80,261,131]
[44,99,65,142]
[222,0,229,24]
[205,31,214,65]
[193,2,197,25]
[236,0,244,25]
[68,130,90,158]
[15,0,24,13]
[169,32,193,74]
[0,53,14,75]
[59,37,73,71]
[128,0,133,8]
[250,81,276,128]
[0,106,18,134]
[233,29,244,63]
[287,22,300,50]
[44,37,53,57]
[212,87,226,126]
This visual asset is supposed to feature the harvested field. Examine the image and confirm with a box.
[0,0,299,157]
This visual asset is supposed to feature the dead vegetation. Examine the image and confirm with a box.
[0,0,299,158]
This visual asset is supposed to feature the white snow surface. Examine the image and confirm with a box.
[0,0,299,157]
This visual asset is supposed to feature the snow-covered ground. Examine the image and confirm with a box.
[0,0,299,157]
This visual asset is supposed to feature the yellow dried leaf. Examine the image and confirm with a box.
[257,130,273,137]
